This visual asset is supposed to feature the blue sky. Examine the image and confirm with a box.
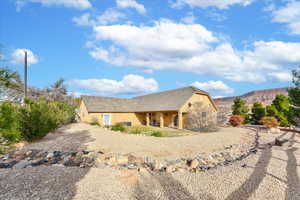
[1,0,300,98]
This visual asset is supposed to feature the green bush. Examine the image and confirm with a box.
[111,123,125,132]
[151,131,163,137]
[90,122,100,126]
[18,99,76,141]
[0,102,21,142]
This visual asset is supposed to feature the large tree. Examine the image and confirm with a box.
[251,102,266,124]
[266,94,291,127]
[288,68,300,126]
[232,98,249,120]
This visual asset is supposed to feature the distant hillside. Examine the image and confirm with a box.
[214,88,289,124]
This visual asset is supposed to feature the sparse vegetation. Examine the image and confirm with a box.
[111,123,126,132]
[121,125,192,137]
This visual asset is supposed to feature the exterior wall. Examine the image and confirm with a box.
[79,101,144,126]
[181,93,217,113]
[180,93,218,129]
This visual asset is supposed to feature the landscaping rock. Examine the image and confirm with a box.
[188,159,199,169]
[13,160,32,169]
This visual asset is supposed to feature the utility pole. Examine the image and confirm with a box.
[24,51,28,99]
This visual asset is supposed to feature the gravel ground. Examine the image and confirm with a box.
[86,125,252,160]
[1,125,299,200]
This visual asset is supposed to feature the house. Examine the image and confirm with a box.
[79,86,218,129]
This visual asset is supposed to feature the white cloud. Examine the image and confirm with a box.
[116,0,146,14]
[268,71,292,82]
[68,74,159,96]
[171,0,255,9]
[272,1,300,35]
[87,19,300,83]
[191,80,234,94]
[16,0,92,11]
[181,12,196,24]
[11,48,39,66]
[73,9,126,27]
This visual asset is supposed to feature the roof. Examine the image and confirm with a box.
[81,86,217,113]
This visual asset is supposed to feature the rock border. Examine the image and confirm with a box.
[0,129,259,173]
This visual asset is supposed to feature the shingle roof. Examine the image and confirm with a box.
[81,86,216,113]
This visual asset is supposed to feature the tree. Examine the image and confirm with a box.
[266,94,291,127]
[251,102,266,124]
[288,67,300,126]
[232,98,249,121]
[0,68,23,102]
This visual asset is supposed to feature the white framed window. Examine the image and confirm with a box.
[102,114,111,126]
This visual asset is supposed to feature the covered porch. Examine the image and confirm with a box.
[142,111,185,129]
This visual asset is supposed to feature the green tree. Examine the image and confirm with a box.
[288,67,300,126]
[232,98,249,121]
[266,94,291,127]
[251,102,266,124]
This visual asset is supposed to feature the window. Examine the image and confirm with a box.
[202,112,207,118]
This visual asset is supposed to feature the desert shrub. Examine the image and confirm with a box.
[151,131,163,137]
[260,116,279,128]
[90,122,100,126]
[111,123,125,132]
[18,99,76,141]
[229,115,245,127]
[0,102,21,142]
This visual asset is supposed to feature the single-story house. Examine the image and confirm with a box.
[79,86,218,129]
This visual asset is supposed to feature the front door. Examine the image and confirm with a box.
[103,114,111,126]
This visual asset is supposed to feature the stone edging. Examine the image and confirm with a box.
[0,129,259,173]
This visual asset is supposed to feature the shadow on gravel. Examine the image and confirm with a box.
[224,134,274,200]
[134,171,215,200]
[0,126,95,200]
[285,133,300,200]
[24,129,95,152]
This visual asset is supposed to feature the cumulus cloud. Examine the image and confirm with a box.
[73,9,126,27]
[16,0,92,11]
[11,48,39,66]
[191,80,234,94]
[171,0,255,9]
[88,19,300,83]
[271,1,300,35]
[116,0,146,14]
[268,71,292,82]
[68,74,159,96]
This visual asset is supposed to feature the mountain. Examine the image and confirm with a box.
[214,88,289,124]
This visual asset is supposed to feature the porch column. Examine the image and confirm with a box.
[178,111,183,129]
[159,112,164,128]
[146,113,150,126]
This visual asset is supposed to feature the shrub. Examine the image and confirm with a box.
[151,131,163,137]
[90,122,100,126]
[0,102,21,142]
[18,98,76,141]
[229,115,244,127]
[260,116,279,128]
[251,102,266,125]
[111,123,125,132]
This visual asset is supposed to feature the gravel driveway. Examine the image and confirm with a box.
[0,124,299,200]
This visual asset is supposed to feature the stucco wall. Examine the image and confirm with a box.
[79,101,145,126]
[181,93,217,113]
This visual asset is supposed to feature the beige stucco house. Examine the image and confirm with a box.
[79,86,218,129]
